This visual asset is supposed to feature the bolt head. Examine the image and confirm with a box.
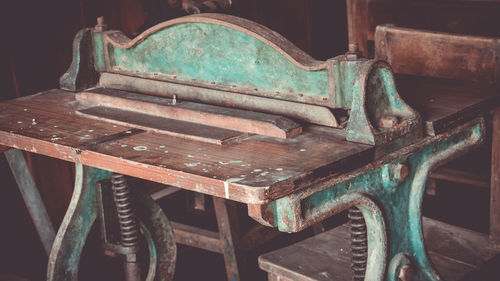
[395,164,409,181]
[398,265,413,281]
[379,116,399,128]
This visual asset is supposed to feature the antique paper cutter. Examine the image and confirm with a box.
[0,14,498,281]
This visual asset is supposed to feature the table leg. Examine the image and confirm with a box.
[269,119,485,281]
[4,149,55,256]
[47,164,110,281]
[490,107,500,247]
[213,197,246,281]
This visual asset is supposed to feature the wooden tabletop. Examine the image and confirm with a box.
[0,76,496,204]
[0,90,372,204]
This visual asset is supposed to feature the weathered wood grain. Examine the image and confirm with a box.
[77,88,303,138]
[375,25,500,83]
[78,106,247,145]
[396,75,500,135]
[260,218,500,281]
[0,90,372,204]
[490,107,500,247]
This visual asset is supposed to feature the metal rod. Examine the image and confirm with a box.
[111,173,142,281]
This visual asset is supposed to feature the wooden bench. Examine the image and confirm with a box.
[259,218,500,281]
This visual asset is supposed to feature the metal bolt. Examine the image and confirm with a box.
[95,16,107,32]
[394,164,409,182]
[398,265,413,281]
[349,42,359,53]
[346,42,362,60]
[379,116,399,128]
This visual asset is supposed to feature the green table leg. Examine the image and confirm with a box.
[47,164,110,281]
[271,118,485,281]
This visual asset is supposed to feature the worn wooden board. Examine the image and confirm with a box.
[259,224,352,281]
[78,106,248,145]
[76,88,303,139]
[396,75,500,135]
[491,108,500,247]
[259,218,500,281]
[375,25,500,84]
[0,90,373,204]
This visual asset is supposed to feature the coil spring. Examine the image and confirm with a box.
[111,173,139,248]
[348,207,367,281]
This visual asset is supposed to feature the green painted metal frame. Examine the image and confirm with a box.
[45,164,176,281]
[61,13,420,146]
[7,13,490,281]
[250,118,485,281]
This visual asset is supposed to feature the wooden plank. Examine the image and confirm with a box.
[0,90,373,204]
[349,0,500,58]
[423,217,500,269]
[260,218,500,281]
[259,224,352,281]
[429,167,489,188]
[78,106,247,145]
[77,88,302,139]
[490,107,500,247]
[375,25,499,83]
[170,221,222,253]
[0,144,10,153]
[396,75,500,135]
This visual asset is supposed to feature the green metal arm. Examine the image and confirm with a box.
[60,14,421,146]
[250,118,485,281]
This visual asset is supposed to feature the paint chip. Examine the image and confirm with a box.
[88,129,94,132]
[300,148,306,152]
[253,169,262,172]
[187,154,194,158]
[133,146,148,151]
[276,168,283,171]
[121,144,128,148]
[125,130,132,134]
[159,145,166,148]
[17,121,23,124]
[184,162,201,167]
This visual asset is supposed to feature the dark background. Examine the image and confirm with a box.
[0,0,498,280]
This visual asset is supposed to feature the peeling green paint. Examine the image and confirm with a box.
[271,118,484,281]
[107,23,330,101]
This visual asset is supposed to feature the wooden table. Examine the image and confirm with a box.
[1,14,499,281]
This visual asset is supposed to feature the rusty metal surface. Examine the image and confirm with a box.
[251,118,485,281]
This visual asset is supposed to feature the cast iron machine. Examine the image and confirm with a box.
[0,14,496,281]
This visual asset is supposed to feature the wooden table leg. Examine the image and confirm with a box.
[213,197,246,281]
[490,108,500,247]
[4,149,55,256]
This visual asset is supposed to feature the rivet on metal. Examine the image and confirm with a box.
[95,16,107,32]
[346,42,362,60]
[398,264,414,281]
[379,116,399,128]
[394,163,409,182]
